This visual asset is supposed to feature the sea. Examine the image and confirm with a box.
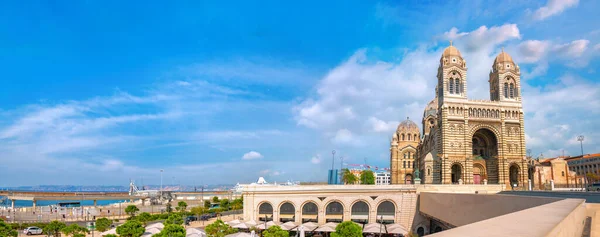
[5,199,127,208]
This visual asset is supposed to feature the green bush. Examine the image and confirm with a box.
[205,220,236,237]
[263,225,289,237]
[0,219,18,237]
[331,221,362,237]
[116,220,144,237]
[95,218,113,232]
[153,224,186,237]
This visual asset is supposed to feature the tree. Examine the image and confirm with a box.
[212,196,219,203]
[0,219,18,237]
[125,205,140,217]
[166,203,173,213]
[116,220,145,237]
[204,200,211,208]
[103,235,117,237]
[263,225,289,237]
[95,218,113,232]
[62,224,89,237]
[231,198,243,210]
[72,234,85,237]
[219,199,230,210]
[137,212,152,226]
[164,213,184,225]
[205,220,237,237]
[153,224,186,237]
[331,221,362,237]
[360,170,375,185]
[190,206,206,218]
[176,201,188,213]
[341,169,357,184]
[44,220,67,237]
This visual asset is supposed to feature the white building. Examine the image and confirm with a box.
[376,171,391,185]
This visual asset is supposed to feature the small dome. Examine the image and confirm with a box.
[494,50,514,64]
[442,45,462,58]
[396,117,420,134]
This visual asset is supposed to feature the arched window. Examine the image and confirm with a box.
[403,153,407,159]
[413,153,416,159]
[455,79,461,94]
[504,83,508,98]
[403,161,406,168]
[427,168,431,175]
[414,134,417,141]
[509,83,515,98]
[401,134,405,141]
[449,79,454,94]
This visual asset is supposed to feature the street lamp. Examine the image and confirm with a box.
[331,150,336,171]
[577,135,586,191]
[160,169,164,200]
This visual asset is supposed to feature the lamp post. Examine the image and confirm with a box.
[578,135,586,191]
[331,150,336,171]
[160,169,164,201]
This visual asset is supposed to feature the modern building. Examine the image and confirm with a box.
[327,169,340,185]
[566,153,600,178]
[398,43,528,187]
[375,171,391,185]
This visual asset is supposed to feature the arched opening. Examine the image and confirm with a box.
[417,227,425,236]
[301,202,318,223]
[472,128,499,184]
[258,202,273,222]
[325,201,343,223]
[451,164,462,184]
[510,164,520,187]
[405,174,413,184]
[376,201,395,224]
[473,164,485,184]
[350,201,369,224]
[279,202,295,223]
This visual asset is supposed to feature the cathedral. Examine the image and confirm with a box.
[390,42,527,187]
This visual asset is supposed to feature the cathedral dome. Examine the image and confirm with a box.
[442,45,462,58]
[494,50,514,64]
[396,117,419,134]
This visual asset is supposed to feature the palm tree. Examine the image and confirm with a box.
[342,169,357,184]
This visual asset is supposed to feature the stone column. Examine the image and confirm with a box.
[295,209,301,224]
[465,158,473,184]
[442,156,451,184]
[317,209,326,225]
[391,142,398,184]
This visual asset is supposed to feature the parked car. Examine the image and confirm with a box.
[587,183,600,191]
[23,226,43,235]
[185,216,198,225]
[200,214,211,221]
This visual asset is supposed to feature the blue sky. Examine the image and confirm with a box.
[1,0,599,186]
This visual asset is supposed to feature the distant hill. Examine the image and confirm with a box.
[0,184,235,192]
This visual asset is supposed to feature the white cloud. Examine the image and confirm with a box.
[311,155,321,164]
[367,117,398,133]
[517,40,551,63]
[533,0,579,21]
[242,151,264,160]
[553,39,589,58]
[332,129,355,144]
[443,24,521,53]
[595,44,600,51]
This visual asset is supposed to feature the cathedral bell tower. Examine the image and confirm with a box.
[437,41,468,106]
[489,48,522,102]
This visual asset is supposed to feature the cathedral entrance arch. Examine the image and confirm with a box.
[472,128,499,184]
[451,164,462,184]
[510,164,520,187]
[473,163,485,184]
[405,174,413,184]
